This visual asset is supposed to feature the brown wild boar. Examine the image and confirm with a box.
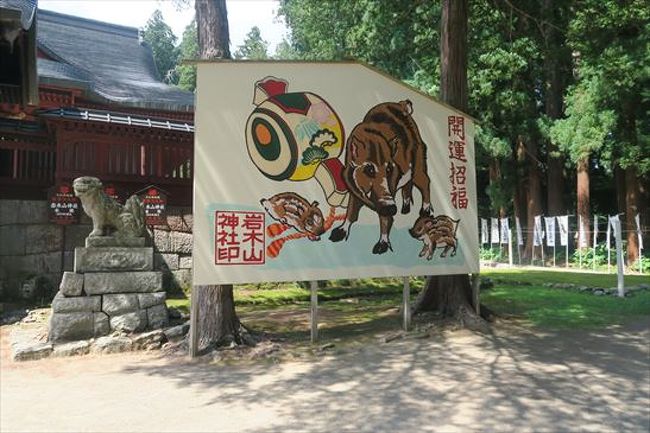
[409,214,459,260]
[261,192,325,240]
[330,100,433,254]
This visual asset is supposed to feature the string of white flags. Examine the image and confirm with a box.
[479,214,645,272]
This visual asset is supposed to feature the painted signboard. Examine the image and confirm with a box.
[49,183,81,224]
[193,62,479,285]
[138,186,168,226]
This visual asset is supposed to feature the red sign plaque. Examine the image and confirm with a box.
[138,185,168,226]
[49,183,81,224]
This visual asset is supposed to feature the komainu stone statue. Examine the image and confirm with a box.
[73,176,145,240]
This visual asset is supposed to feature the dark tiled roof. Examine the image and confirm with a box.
[0,0,36,29]
[36,9,194,112]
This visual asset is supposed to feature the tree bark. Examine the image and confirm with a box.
[625,166,640,266]
[542,0,567,216]
[523,136,542,260]
[440,0,468,113]
[196,285,248,351]
[414,0,487,331]
[196,0,230,60]
[192,0,248,354]
[576,157,591,248]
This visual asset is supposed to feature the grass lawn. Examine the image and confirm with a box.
[166,269,650,339]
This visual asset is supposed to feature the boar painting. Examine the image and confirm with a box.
[330,100,433,255]
[193,62,478,285]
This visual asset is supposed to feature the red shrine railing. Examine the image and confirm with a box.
[0,136,56,186]
[57,140,193,183]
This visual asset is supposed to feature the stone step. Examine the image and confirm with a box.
[84,271,163,295]
[85,236,146,248]
[74,247,154,273]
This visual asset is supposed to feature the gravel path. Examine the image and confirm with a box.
[1,319,649,433]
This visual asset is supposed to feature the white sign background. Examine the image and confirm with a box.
[193,62,479,285]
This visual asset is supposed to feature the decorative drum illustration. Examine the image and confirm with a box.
[245,77,348,207]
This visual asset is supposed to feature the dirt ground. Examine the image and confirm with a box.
[1,318,649,433]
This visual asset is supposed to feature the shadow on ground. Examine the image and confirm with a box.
[121,318,650,432]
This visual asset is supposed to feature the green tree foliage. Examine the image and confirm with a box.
[142,10,179,84]
[555,0,650,175]
[234,26,269,59]
[277,0,649,236]
[176,20,198,92]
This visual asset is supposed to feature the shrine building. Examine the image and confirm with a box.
[1,2,195,298]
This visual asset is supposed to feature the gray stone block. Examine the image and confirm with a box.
[110,310,147,333]
[63,251,74,272]
[171,269,192,290]
[64,224,92,250]
[94,312,110,336]
[85,236,146,248]
[84,271,163,295]
[74,247,153,273]
[102,293,139,315]
[164,322,190,340]
[25,225,63,254]
[52,292,101,313]
[92,336,132,354]
[155,253,179,270]
[12,342,53,361]
[179,256,192,269]
[132,330,165,350]
[153,229,171,252]
[52,340,90,357]
[147,304,168,329]
[170,232,192,254]
[59,272,84,296]
[20,201,49,224]
[0,225,25,256]
[49,312,94,342]
[0,200,20,225]
[182,213,193,232]
[137,292,166,309]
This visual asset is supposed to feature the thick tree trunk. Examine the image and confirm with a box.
[196,0,230,60]
[440,0,468,113]
[576,157,591,248]
[542,0,567,216]
[192,0,248,354]
[415,0,487,331]
[488,158,506,217]
[625,167,640,266]
[523,136,542,260]
[196,285,248,351]
[413,276,488,331]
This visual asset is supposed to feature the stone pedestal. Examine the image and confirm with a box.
[49,237,168,342]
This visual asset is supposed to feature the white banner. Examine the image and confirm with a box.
[500,218,509,244]
[606,215,612,245]
[516,217,524,246]
[533,215,544,247]
[544,217,556,247]
[610,215,619,239]
[481,218,489,245]
[491,218,500,244]
[557,215,569,246]
[636,214,643,250]
[193,62,479,284]
[593,215,599,247]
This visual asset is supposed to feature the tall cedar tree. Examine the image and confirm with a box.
[191,0,249,355]
[412,0,488,330]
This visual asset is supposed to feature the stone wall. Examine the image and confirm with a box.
[151,206,193,294]
[0,200,194,300]
[0,200,91,300]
